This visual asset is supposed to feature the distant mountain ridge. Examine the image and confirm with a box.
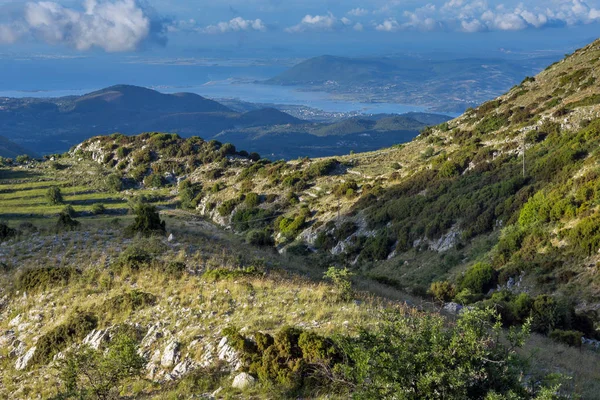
[0,136,37,159]
[266,54,559,112]
[0,85,450,159]
[0,85,301,155]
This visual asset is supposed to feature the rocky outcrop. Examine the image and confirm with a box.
[15,346,36,371]
[232,372,256,390]
[161,340,181,368]
[217,336,243,371]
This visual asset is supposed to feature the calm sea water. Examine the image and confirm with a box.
[0,56,426,114]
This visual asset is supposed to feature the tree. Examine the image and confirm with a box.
[55,332,146,400]
[46,187,64,205]
[324,267,354,301]
[125,204,165,237]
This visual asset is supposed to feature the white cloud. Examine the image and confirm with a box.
[0,24,21,44]
[348,7,369,17]
[375,0,600,34]
[375,18,400,32]
[353,22,364,31]
[24,0,152,52]
[286,13,339,33]
[203,17,267,34]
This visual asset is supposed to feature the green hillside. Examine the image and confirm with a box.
[2,39,600,399]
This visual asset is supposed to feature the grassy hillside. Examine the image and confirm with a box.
[3,39,600,399]
[62,39,600,342]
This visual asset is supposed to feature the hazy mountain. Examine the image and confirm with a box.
[0,85,449,159]
[0,135,37,159]
[266,55,559,112]
[0,85,302,155]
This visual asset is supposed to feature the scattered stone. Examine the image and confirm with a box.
[168,233,175,242]
[232,372,256,390]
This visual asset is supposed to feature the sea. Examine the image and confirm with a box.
[0,55,427,115]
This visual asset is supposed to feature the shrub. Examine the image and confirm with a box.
[91,203,106,215]
[106,174,123,192]
[56,211,80,232]
[549,329,583,348]
[46,187,64,205]
[460,262,497,295]
[338,308,533,399]
[32,312,98,366]
[125,204,165,237]
[16,266,78,292]
[428,281,457,302]
[246,229,274,247]
[0,222,16,241]
[324,267,354,301]
[98,291,156,316]
[55,332,146,399]
[143,173,165,188]
[244,192,261,208]
[202,266,262,281]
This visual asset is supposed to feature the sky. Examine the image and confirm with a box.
[0,0,599,58]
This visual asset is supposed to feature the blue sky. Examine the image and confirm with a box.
[0,0,599,57]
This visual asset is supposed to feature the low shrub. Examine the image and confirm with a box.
[15,266,78,292]
[549,329,583,347]
[202,266,263,281]
[32,312,98,366]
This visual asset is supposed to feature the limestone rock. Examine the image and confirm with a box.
[232,372,256,390]
[83,329,110,350]
[443,302,464,315]
[15,346,36,370]
[217,336,242,371]
[161,340,180,368]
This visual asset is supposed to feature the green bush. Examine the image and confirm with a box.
[459,262,497,295]
[323,267,354,301]
[246,229,274,247]
[16,266,78,292]
[55,331,145,399]
[202,266,263,281]
[46,187,64,205]
[98,291,156,316]
[56,211,80,232]
[106,174,123,192]
[428,281,457,302]
[32,312,98,366]
[91,203,106,215]
[125,204,165,237]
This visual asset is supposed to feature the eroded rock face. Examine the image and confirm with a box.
[161,340,181,368]
[217,336,242,371]
[232,372,256,390]
[82,329,111,350]
[15,346,36,371]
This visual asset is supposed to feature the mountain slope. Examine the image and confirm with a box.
[0,136,37,159]
[72,39,600,338]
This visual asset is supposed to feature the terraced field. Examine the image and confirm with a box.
[0,160,175,227]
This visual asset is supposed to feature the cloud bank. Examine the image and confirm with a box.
[203,17,267,34]
[0,0,164,51]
